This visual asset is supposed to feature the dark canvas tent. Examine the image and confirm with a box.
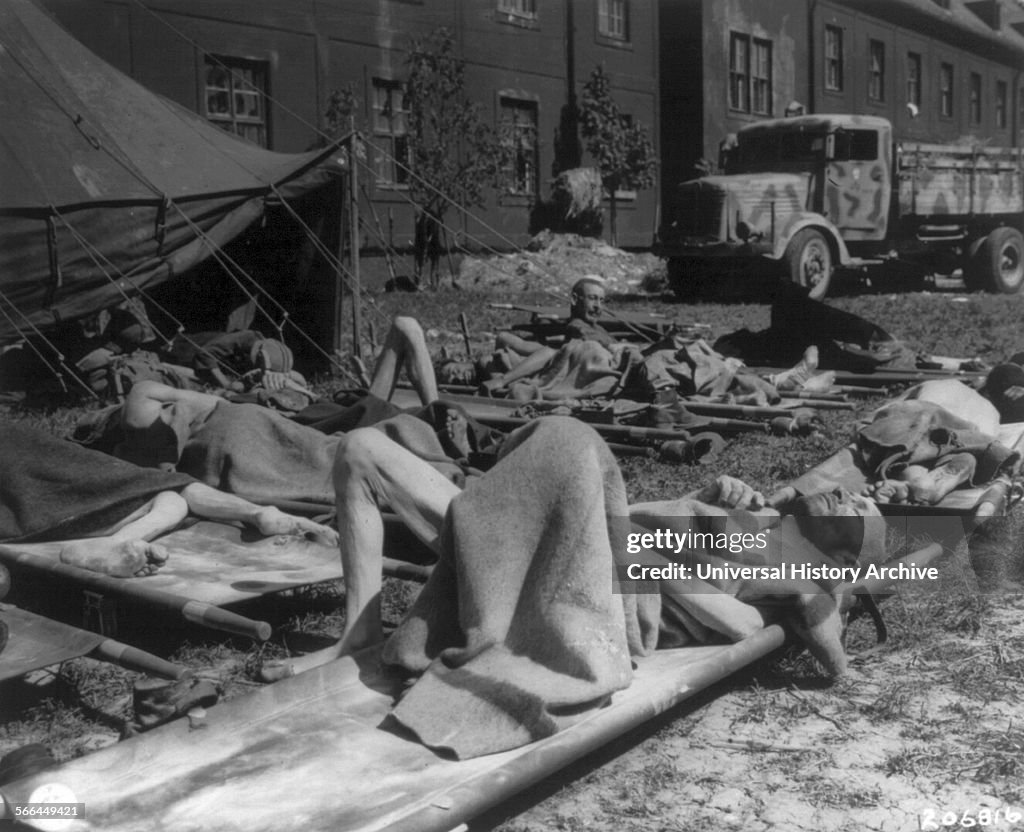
[0,0,345,343]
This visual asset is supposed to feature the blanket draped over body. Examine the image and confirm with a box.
[857,399,1018,486]
[0,420,193,542]
[379,418,865,758]
[382,418,661,759]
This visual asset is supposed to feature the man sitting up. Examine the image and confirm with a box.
[0,420,336,578]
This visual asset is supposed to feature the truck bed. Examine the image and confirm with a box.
[897,143,1022,218]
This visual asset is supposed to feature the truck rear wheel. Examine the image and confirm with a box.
[783,229,833,300]
[971,227,1024,294]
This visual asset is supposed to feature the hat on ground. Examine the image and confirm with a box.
[251,339,294,374]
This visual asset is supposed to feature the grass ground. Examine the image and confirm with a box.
[2,272,1024,830]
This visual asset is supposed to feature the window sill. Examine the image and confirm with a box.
[596,34,632,50]
[495,12,540,30]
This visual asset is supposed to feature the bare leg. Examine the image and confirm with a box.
[495,331,548,359]
[179,483,337,546]
[368,316,439,406]
[259,429,460,681]
[59,491,188,577]
[482,345,557,393]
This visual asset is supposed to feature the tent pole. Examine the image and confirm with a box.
[332,171,346,360]
[349,127,363,359]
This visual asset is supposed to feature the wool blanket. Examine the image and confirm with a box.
[0,420,193,543]
[382,417,661,759]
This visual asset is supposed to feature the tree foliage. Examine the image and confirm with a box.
[403,29,505,283]
[579,65,658,243]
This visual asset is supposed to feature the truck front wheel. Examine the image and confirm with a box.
[783,229,833,300]
[972,227,1024,294]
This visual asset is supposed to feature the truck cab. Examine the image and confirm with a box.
[658,115,894,299]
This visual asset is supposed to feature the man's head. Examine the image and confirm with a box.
[790,487,883,566]
[437,360,479,387]
[569,276,606,324]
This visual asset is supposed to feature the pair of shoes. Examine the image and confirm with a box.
[123,674,220,736]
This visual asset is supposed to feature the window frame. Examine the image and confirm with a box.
[939,62,954,118]
[203,55,270,148]
[867,39,886,103]
[824,25,844,93]
[906,51,922,109]
[496,0,538,27]
[968,72,982,126]
[729,32,750,113]
[751,38,772,115]
[370,77,411,190]
[995,79,1008,129]
[597,0,629,43]
[498,95,540,200]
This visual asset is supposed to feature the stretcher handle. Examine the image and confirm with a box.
[91,639,188,680]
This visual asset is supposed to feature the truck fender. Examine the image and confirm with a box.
[770,214,851,265]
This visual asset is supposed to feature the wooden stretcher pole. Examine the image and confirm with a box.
[90,639,188,680]
[381,624,787,832]
[475,413,766,439]
[0,547,272,641]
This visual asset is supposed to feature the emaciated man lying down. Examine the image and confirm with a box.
[0,420,336,578]
[260,416,887,758]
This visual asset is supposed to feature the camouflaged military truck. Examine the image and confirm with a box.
[656,114,1024,299]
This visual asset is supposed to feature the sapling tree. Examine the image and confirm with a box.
[579,66,658,245]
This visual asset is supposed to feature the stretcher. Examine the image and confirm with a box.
[0,603,184,682]
[769,422,1024,522]
[0,521,431,643]
[0,543,942,832]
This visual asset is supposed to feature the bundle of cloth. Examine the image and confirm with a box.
[382,418,884,759]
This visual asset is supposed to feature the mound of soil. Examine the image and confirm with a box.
[457,231,665,294]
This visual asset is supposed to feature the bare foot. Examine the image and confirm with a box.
[440,407,471,460]
[60,539,169,577]
[798,370,837,394]
[866,455,975,505]
[770,346,819,392]
[253,507,339,546]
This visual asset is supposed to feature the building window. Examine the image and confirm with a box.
[371,79,410,187]
[729,33,772,115]
[968,72,982,125]
[729,33,749,111]
[868,40,885,102]
[824,25,843,92]
[204,56,268,147]
[996,80,1007,129]
[497,0,536,20]
[906,52,921,109]
[499,97,538,197]
[939,62,953,117]
[752,39,772,115]
[597,0,628,41]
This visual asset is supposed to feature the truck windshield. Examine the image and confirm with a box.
[735,131,827,170]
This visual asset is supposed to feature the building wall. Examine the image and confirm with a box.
[658,0,1024,223]
[39,0,661,250]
